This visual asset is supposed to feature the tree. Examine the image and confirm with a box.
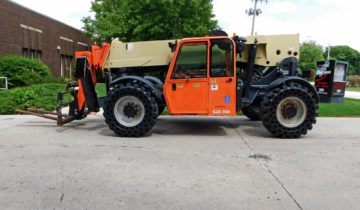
[299,41,325,72]
[325,46,360,75]
[82,0,218,43]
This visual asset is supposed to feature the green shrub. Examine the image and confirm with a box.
[0,55,51,88]
[348,75,360,87]
[0,77,6,89]
[42,75,66,84]
[0,83,66,114]
[299,62,316,71]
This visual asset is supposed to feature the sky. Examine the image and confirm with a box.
[10,0,360,51]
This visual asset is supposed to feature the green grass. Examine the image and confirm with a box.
[162,107,169,115]
[319,98,360,117]
[95,83,107,97]
[346,87,360,92]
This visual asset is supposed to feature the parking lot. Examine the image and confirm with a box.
[1,115,360,209]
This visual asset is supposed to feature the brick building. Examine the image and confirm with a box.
[0,0,92,77]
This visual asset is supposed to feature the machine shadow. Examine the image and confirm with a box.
[224,117,274,139]
[152,117,228,136]
[20,116,273,138]
[150,116,272,138]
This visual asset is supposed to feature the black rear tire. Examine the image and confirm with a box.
[260,82,318,138]
[103,83,158,137]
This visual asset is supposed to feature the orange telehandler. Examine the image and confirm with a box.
[18,30,319,138]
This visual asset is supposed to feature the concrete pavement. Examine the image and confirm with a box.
[0,115,360,209]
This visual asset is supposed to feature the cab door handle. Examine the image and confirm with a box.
[226,78,233,83]
[172,83,176,91]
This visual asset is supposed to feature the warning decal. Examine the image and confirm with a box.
[211,84,218,91]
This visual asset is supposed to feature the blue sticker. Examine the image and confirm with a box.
[225,96,230,103]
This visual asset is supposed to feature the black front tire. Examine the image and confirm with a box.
[103,83,158,137]
[144,76,165,116]
[260,82,318,138]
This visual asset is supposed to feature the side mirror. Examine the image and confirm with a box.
[168,41,177,52]
[233,36,247,54]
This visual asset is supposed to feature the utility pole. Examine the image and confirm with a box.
[246,0,268,35]
[327,43,331,61]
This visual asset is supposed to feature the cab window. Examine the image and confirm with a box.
[210,39,234,77]
[172,42,207,79]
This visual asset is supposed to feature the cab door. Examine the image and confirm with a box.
[208,38,237,116]
[164,41,209,114]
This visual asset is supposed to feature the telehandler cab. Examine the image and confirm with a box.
[18,31,319,138]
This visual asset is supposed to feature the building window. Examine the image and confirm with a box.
[60,55,73,78]
[22,48,42,60]
[20,24,42,58]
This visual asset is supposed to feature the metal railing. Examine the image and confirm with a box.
[0,77,8,90]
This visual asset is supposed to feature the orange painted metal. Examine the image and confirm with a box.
[75,51,92,63]
[164,36,237,116]
[75,43,111,84]
[164,78,209,114]
[208,76,236,116]
[74,43,110,111]
[208,37,237,116]
[76,80,86,111]
[91,43,111,70]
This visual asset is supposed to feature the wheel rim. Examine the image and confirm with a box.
[276,96,307,128]
[114,96,145,127]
